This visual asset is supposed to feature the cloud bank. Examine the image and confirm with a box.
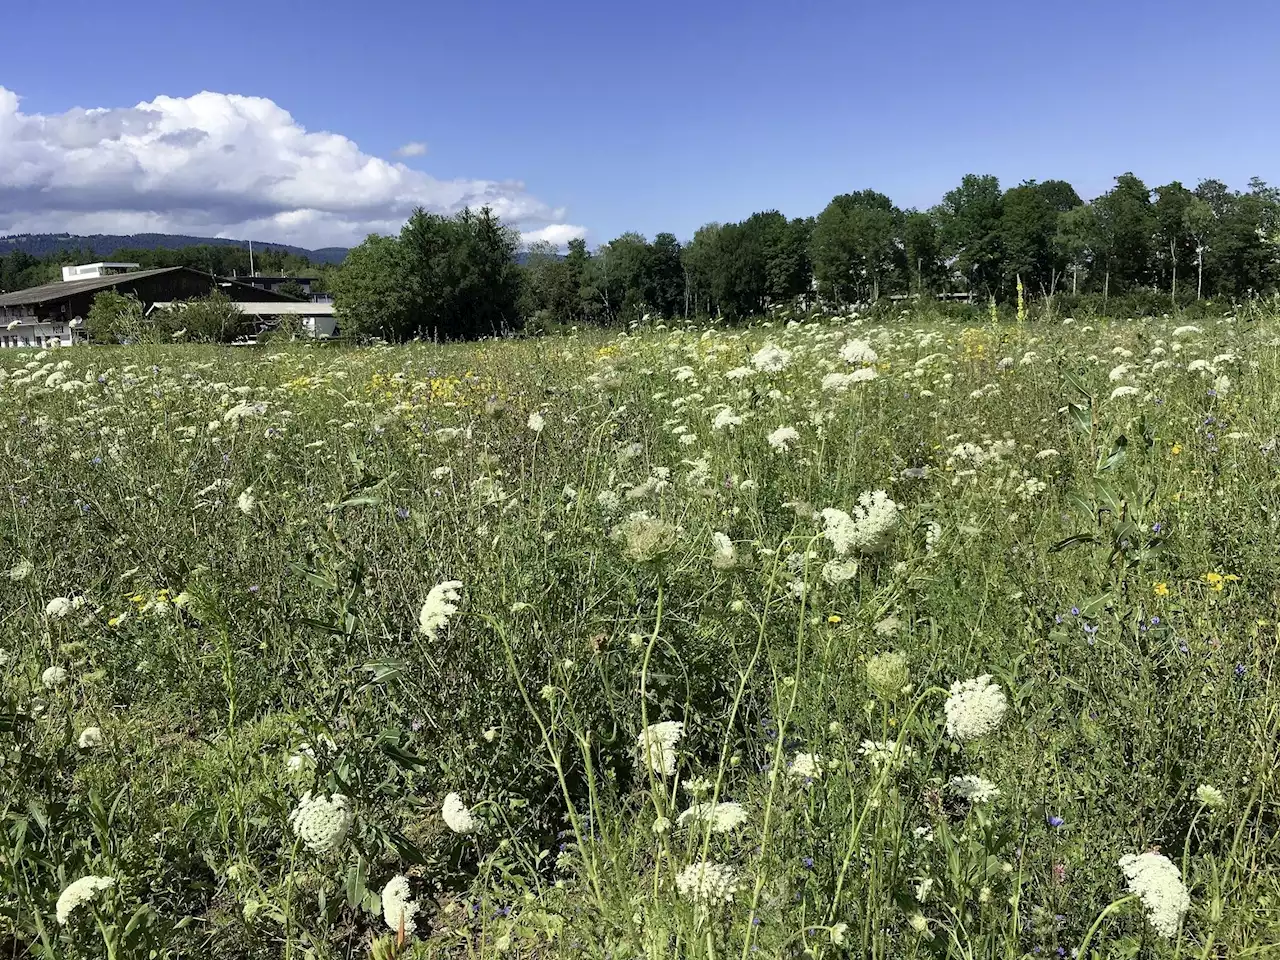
[0,87,585,249]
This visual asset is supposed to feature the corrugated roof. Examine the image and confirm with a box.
[0,267,183,307]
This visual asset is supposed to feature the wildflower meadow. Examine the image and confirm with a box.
[2,307,1278,958]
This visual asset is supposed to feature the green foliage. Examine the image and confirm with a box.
[333,206,523,341]
[2,311,1279,958]
[84,289,145,344]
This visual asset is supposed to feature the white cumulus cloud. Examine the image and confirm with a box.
[394,141,428,158]
[520,223,587,247]
[0,87,583,249]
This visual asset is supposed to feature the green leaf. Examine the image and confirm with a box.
[1063,369,1092,399]
[1097,435,1128,473]
[287,562,338,592]
[332,495,383,511]
[378,740,429,772]
[1068,402,1092,436]
[360,659,406,686]
[1079,593,1111,616]
[1049,533,1100,553]
[345,856,369,910]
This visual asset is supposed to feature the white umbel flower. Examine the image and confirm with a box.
[710,532,739,571]
[1118,851,1191,938]
[943,675,1008,741]
[789,752,822,781]
[751,342,792,373]
[45,597,73,619]
[947,774,1001,803]
[56,875,115,924]
[236,488,257,514]
[712,408,743,431]
[288,791,353,853]
[527,411,546,433]
[78,727,103,750]
[7,559,33,580]
[1109,385,1140,400]
[637,720,685,776]
[767,425,800,452]
[418,580,463,640]
[381,874,420,938]
[859,739,915,768]
[821,490,899,556]
[442,791,479,834]
[1194,784,1226,810]
[42,666,69,689]
[675,861,742,904]
[677,801,748,833]
[839,338,878,365]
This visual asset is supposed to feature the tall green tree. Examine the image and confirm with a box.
[646,232,685,317]
[811,191,903,303]
[901,211,944,295]
[1092,173,1157,293]
[934,174,1005,296]
[1000,182,1058,294]
[1153,181,1196,299]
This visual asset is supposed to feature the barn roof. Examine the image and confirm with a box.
[0,267,184,307]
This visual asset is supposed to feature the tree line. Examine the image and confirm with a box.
[0,244,325,295]
[332,171,1280,339]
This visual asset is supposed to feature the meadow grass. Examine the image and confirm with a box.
[1,310,1278,958]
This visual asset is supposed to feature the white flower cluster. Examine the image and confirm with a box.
[675,860,742,905]
[789,752,823,781]
[751,342,792,373]
[288,791,353,853]
[710,532,738,570]
[943,675,1008,741]
[56,875,115,924]
[1118,851,1191,938]
[948,774,1001,803]
[677,801,748,833]
[821,490,899,556]
[418,580,463,640]
[442,791,479,834]
[381,874,420,937]
[637,720,685,776]
[839,338,878,365]
[767,425,799,452]
[1194,783,1227,810]
[42,666,69,689]
[859,739,916,768]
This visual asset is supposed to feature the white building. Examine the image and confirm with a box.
[60,262,141,282]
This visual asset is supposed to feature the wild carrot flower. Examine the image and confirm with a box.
[381,875,419,938]
[943,675,1008,741]
[637,720,684,776]
[677,801,748,833]
[45,597,73,619]
[442,792,479,834]
[42,666,69,689]
[947,774,1000,802]
[1118,851,1190,938]
[1194,784,1226,810]
[866,651,910,698]
[418,581,463,639]
[675,861,742,904]
[78,727,103,749]
[56,875,114,924]
[289,792,353,853]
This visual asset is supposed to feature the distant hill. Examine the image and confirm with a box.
[0,233,350,265]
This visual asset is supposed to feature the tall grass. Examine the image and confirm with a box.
[1,310,1277,958]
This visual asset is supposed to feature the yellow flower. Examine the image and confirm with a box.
[827,615,842,624]
[1203,572,1226,592]
[1171,444,1183,455]
[1153,582,1169,597]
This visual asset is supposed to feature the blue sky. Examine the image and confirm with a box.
[3,0,1278,247]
